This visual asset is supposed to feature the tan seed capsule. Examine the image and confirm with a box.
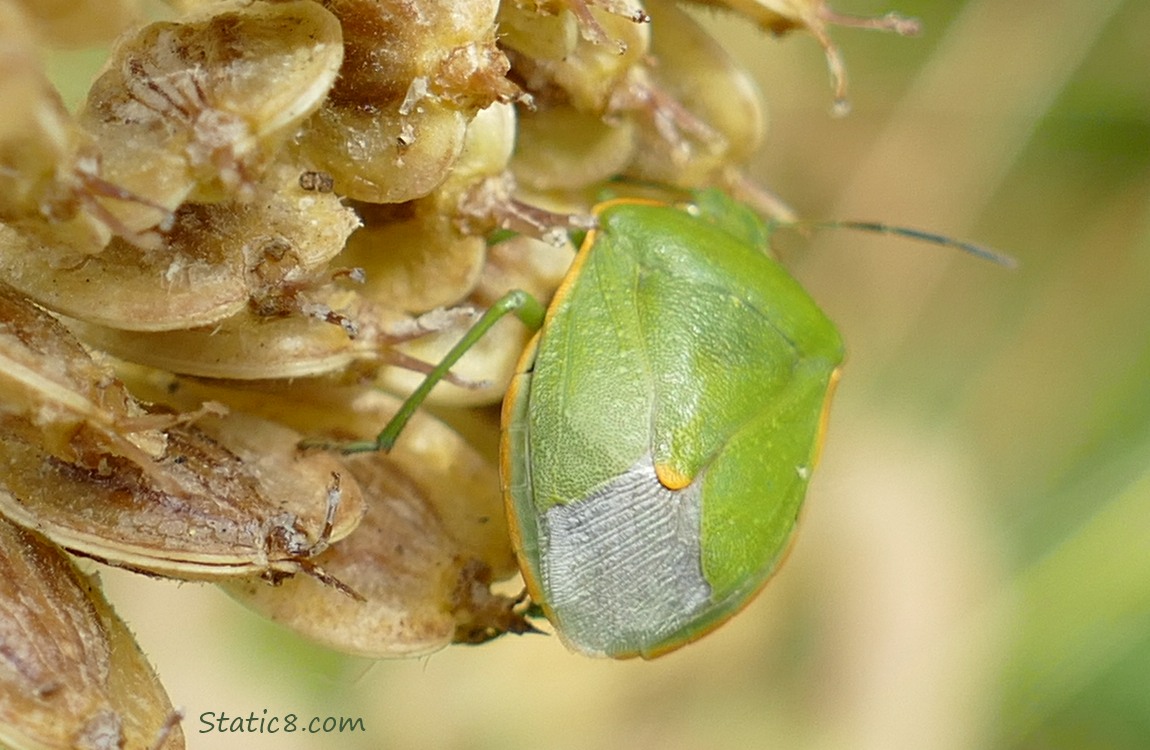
[0,3,168,251]
[111,378,517,579]
[558,0,652,50]
[221,451,529,657]
[0,284,168,468]
[322,0,516,107]
[509,3,650,114]
[184,380,524,656]
[296,98,470,204]
[0,412,365,585]
[497,3,580,61]
[117,374,526,654]
[78,0,343,217]
[511,105,636,191]
[624,0,766,186]
[334,103,516,315]
[0,161,359,332]
[0,517,184,750]
[342,199,488,313]
[443,101,518,190]
[296,0,517,204]
[66,292,472,382]
[378,228,575,407]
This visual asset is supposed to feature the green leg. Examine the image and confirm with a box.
[333,289,547,455]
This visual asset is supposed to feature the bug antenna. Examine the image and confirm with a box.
[780,219,1018,268]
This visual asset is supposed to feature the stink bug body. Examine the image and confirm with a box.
[501,198,843,657]
[323,190,844,657]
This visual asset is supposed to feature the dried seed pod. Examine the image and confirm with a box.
[497,2,580,61]
[624,0,766,186]
[500,3,651,196]
[0,221,242,332]
[511,105,636,191]
[322,0,506,104]
[0,412,365,584]
[378,230,575,407]
[121,376,521,652]
[499,1,653,58]
[112,377,516,578]
[172,381,522,656]
[429,102,591,248]
[296,0,517,204]
[555,0,651,51]
[509,2,649,114]
[221,451,530,658]
[342,199,487,312]
[0,162,359,332]
[339,103,517,313]
[687,0,920,113]
[0,3,166,251]
[297,98,469,204]
[442,101,518,189]
[0,283,167,468]
[77,0,343,223]
[0,517,184,750]
[66,293,473,381]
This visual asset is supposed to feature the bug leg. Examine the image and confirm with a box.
[297,559,365,602]
[299,472,342,560]
[313,289,546,455]
[384,350,487,389]
[145,708,185,750]
[261,473,364,600]
[565,0,650,52]
[450,559,544,644]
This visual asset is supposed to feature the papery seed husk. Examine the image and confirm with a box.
[111,373,516,578]
[0,413,364,582]
[508,3,649,114]
[625,0,765,185]
[379,229,574,407]
[0,163,359,332]
[511,105,636,191]
[497,3,579,61]
[0,222,247,332]
[0,4,130,251]
[0,516,184,750]
[342,200,488,314]
[66,292,424,381]
[443,101,518,189]
[322,0,501,103]
[296,100,469,204]
[77,0,343,217]
[220,452,516,657]
[0,283,167,467]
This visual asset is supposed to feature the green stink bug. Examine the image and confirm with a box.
[501,196,844,658]
[323,190,845,658]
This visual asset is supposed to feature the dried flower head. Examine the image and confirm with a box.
[0,0,923,739]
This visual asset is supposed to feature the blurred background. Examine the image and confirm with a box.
[57,0,1150,747]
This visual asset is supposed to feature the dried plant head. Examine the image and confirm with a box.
[0,0,928,707]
